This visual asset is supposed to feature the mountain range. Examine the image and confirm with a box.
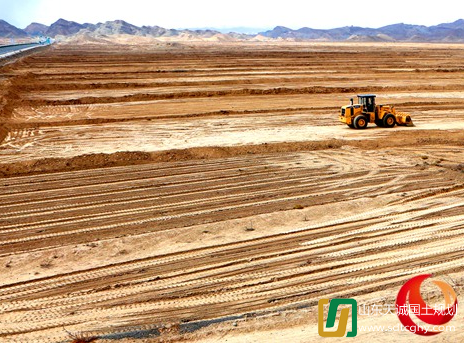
[2,18,464,42]
[0,19,225,41]
[261,20,464,42]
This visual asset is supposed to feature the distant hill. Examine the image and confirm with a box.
[91,20,142,36]
[24,22,48,36]
[260,20,464,42]
[0,19,28,38]
[2,18,464,42]
[45,18,88,37]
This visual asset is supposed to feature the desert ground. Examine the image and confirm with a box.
[1,41,464,342]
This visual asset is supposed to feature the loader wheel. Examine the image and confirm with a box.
[383,114,396,128]
[354,115,368,129]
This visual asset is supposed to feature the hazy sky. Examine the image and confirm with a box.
[2,0,464,31]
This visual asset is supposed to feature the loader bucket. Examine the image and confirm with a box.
[395,112,414,127]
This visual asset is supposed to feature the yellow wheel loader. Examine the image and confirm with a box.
[339,94,413,129]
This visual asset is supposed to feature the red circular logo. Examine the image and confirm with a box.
[396,274,457,336]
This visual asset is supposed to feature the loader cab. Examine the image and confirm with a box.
[358,94,376,113]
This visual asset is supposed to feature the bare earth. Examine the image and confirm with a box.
[1,42,464,343]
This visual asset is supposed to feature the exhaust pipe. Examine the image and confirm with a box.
[350,98,354,106]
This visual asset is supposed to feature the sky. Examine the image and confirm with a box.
[1,0,464,32]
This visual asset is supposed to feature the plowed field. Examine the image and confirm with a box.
[1,42,464,342]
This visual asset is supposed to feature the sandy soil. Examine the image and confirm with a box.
[1,42,464,343]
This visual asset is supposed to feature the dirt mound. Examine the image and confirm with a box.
[2,130,464,177]
[0,72,37,121]
[20,83,464,107]
[0,140,343,177]
[3,128,464,178]
[0,124,8,143]
[0,151,151,177]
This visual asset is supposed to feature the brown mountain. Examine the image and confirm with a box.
[24,22,48,36]
[0,20,28,38]
[260,19,464,42]
[92,20,143,36]
[3,18,464,42]
[45,19,88,37]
